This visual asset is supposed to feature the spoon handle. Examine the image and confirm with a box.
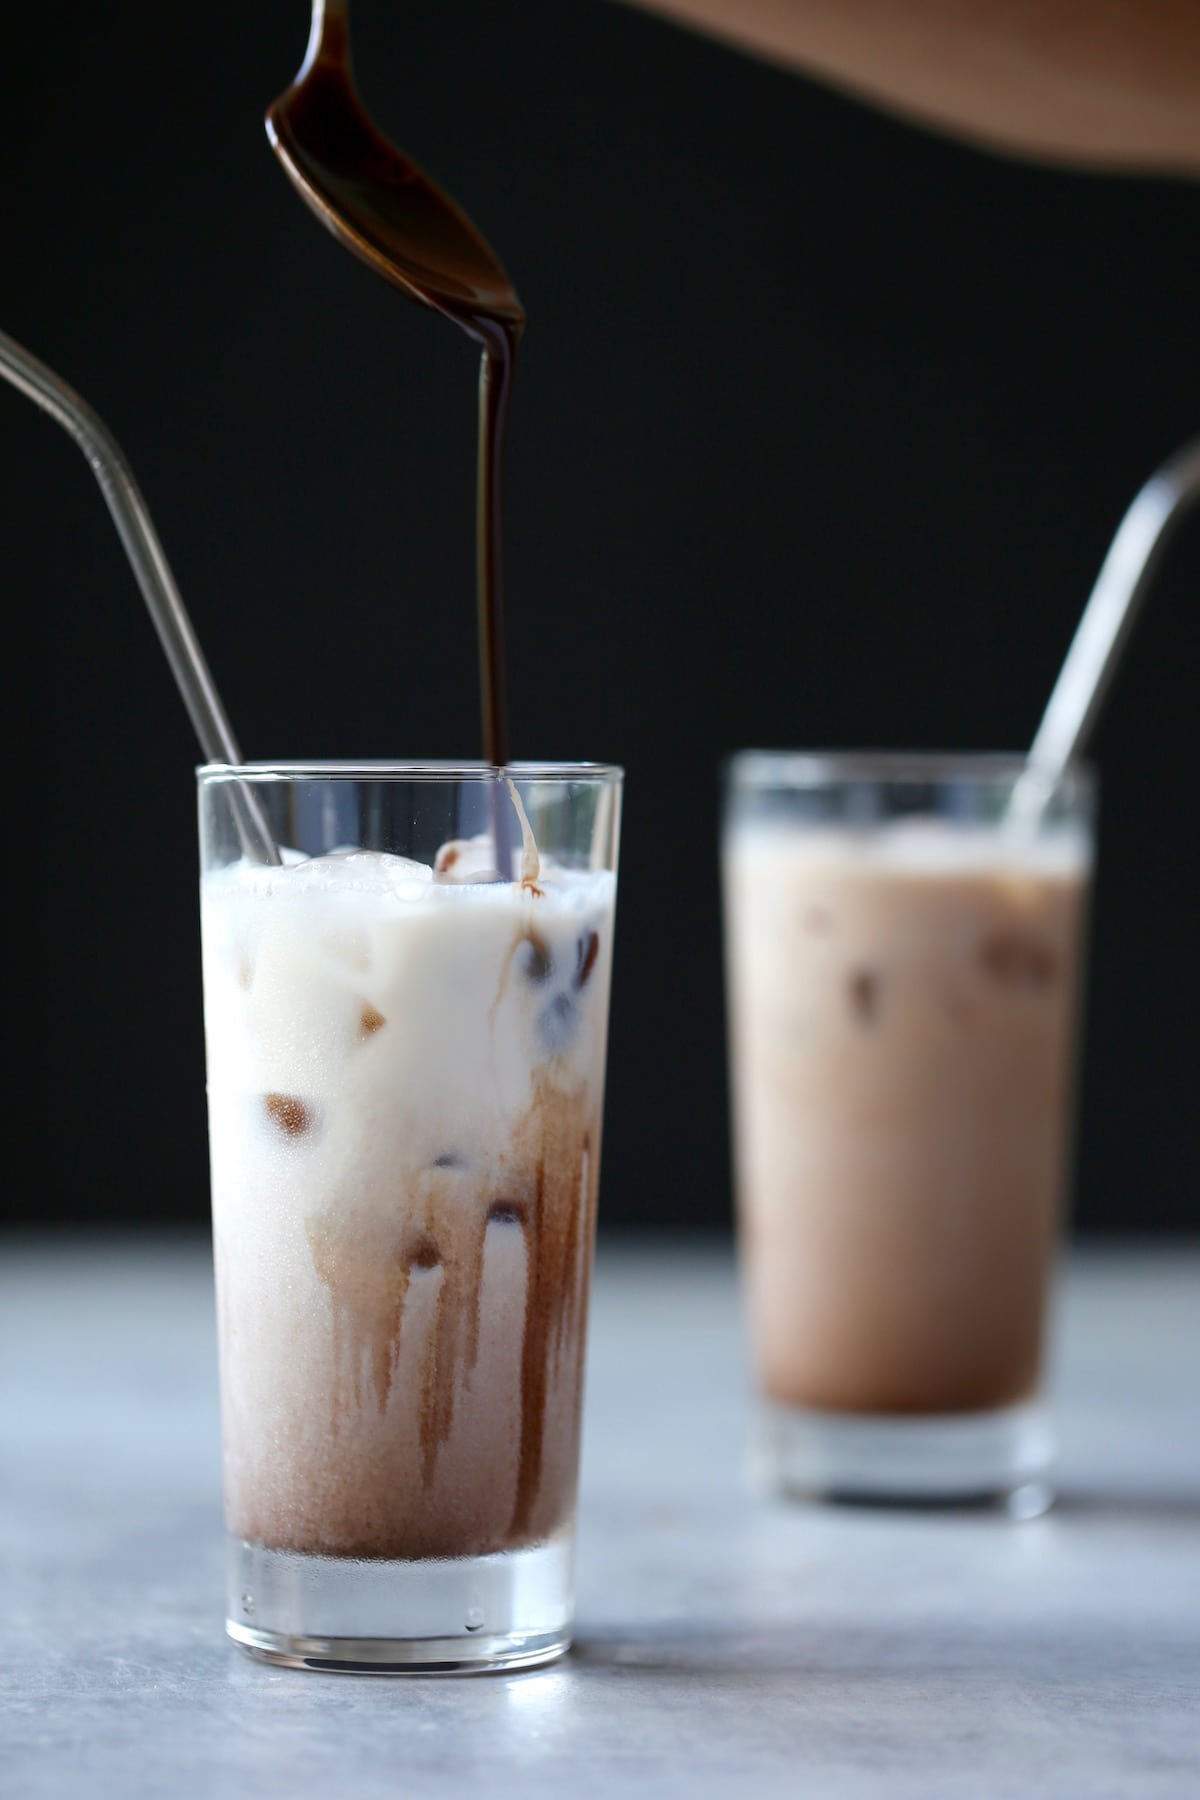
[0,326,279,863]
[304,0,349,75]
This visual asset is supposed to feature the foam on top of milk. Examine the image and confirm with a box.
[202,848,614,913]
[727,817,1089,878]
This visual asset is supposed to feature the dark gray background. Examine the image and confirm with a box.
[5,1,1197,1237]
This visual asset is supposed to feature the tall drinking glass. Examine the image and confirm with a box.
[198,761,622,1671]
[721,753,1094,1515]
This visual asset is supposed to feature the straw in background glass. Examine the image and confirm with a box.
[1010,433,1200,825]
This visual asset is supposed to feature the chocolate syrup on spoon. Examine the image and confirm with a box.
[266,0,525,767]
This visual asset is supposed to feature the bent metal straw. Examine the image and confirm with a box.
[0,325,279,864]
[1009,433,1200,827]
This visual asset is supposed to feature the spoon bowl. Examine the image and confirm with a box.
[266,0,525,343]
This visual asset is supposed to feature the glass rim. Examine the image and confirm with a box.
[197,759,624,785]
[725,749,1095,791]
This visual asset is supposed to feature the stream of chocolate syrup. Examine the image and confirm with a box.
[260,21,612,1555]
[267,11,526,766]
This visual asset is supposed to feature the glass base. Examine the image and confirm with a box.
[226,1532,573,1673]
[749,1398,1054,1517]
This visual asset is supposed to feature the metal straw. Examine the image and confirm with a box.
[1008,433,1200,826]
[0,326,279,863]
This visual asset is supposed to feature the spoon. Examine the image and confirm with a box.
[265,0,525,770]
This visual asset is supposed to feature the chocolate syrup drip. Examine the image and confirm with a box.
[474,328,517,768]
[306,1195,489,1475]
[508,1088,594,1541]
[296,1068,599,1558]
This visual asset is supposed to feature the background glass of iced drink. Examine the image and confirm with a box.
[721,753,1094,1516]
[198,761,622,1671]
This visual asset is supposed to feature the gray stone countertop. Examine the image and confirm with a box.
[2,1234,1197,1798]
